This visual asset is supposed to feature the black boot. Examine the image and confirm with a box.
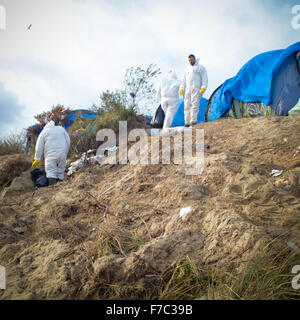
[48,178,57,186]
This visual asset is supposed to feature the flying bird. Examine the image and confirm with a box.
[27,24,32,30]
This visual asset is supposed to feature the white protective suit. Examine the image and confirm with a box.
[157,70,180,129]
[180,58,208,125]
[34,121,71,180]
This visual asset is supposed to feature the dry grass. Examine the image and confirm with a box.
[154,238,300,300]
[0,133,26,156]
[1,116,299,300]
[0,155,31,190]
[89,241,300,300]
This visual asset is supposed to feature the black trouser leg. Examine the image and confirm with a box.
[48,178,57,186]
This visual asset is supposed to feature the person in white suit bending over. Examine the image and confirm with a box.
[157,70,181,130]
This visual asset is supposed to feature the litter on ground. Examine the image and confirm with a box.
[270,169,283,177]
[179,207,192,221]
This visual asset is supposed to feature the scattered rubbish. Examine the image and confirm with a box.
[283,185,291,191]
[106,146,118,152]
[92,228,96,232]
[293,147,300,157]
[124,204,130,209]
[180,207,192,221]
[87,149,96,156]
[67,146,119,176]
[21,217,28,223]
[270,169,283,177]
[88,155,104,165]
[287,241,298,251]
[14,227,24,234]
[67,153,87,176]
[98,145,119,157]
[213,136,218,140]
[283,138,288,143]
[72,129,86,137]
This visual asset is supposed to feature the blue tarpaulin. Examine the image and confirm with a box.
[64,113,98,129]
[209,42,300,121]
[147,98,207,127]
[171,98,207,127]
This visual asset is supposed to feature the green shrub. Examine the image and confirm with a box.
[95,107,137,133]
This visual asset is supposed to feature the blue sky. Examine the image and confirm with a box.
[0,0,299,137]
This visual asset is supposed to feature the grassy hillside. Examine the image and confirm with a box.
[0,115,299,300]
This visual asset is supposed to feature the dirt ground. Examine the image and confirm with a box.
[0,115,299,299]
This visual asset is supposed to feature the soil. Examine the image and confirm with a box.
[0,115,299,299]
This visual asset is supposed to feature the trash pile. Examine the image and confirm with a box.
[67,146,118,176]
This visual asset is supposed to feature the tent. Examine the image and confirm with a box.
[172,98,207,126]
[206,42,300,121]
[148,97,208,128]
[64,109,98,130]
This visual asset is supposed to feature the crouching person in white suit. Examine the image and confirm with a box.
[32,119,70,185]
[157,70,180,131]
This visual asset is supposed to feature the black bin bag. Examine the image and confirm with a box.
[151,105,165,129]
[31,168,49,188]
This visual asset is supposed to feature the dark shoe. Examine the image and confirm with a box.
[184,124,190,127]
[48,178,57,186]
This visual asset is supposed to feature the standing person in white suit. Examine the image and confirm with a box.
[179,54,208,126]
[157,70,180,130]
[32,118,70,185]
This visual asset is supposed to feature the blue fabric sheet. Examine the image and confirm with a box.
[171,98,207,127]
[64,113,98,129]
[147,98,207,127]
[209,42,300,121]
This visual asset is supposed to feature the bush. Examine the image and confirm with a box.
[95,107,137,133]
[0,132,26,156]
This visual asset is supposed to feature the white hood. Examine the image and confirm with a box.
[43,120,55,131]
[167,70,178,80]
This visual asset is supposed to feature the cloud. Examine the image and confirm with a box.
[0,0,299,135]
[0,82,24,135]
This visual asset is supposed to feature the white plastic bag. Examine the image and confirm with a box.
[180,207,192,221]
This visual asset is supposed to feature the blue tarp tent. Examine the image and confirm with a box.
[172,98,207,126]
[208,42,300,121]
[64,110,98,130]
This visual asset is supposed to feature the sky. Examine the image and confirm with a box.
[0,0,299,137]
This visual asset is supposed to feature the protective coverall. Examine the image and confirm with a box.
[157,70,180,129]
[180,58,208,125]
[34,121,70,180]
